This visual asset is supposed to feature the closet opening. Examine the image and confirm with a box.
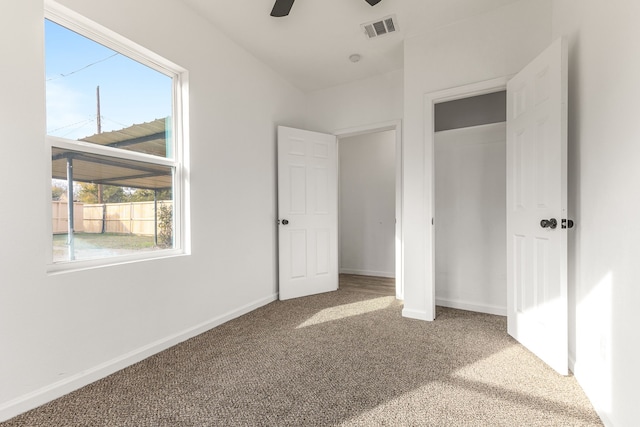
[434,91,507,315]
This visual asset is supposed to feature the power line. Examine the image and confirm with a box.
[46,53,119,82]
[47,118,94,134]
[59,121,95,138]
[102,116,130,129]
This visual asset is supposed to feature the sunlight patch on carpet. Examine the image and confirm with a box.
[451,345,596,416]
[452,346,547,392]
[296,296,396,328]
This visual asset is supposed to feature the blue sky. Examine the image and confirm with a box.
[45,19,172,140]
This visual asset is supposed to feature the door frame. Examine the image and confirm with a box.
[334,120,403,299]
[424,77,510,318]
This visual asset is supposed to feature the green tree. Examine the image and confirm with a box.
[76,183,126,203]
[127,188,154,202]
[157,204,173,248]
[126,188,172,202]
[52,184,66,201]
[157,189,172,201]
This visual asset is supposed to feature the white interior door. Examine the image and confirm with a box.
[278,126,338,300]
[506,38,568,375]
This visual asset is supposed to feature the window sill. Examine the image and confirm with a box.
[46,249,189,275]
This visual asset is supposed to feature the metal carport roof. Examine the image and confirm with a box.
[51,118,172,190]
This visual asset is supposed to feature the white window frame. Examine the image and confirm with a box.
[45,1,190,273]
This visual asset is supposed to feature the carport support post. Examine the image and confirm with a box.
[66,156,75,261]
[154,190,158,246]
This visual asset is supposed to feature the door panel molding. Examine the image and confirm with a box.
[506,37,568,375]
[278,126,338,300]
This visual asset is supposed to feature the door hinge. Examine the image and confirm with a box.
[561,219,574,229]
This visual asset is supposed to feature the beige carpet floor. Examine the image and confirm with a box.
[2,281,602,426]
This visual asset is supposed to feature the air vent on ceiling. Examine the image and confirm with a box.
[361,15,399,39]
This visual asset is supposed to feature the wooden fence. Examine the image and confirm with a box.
[52,201,85,233]
[52,200,172,236]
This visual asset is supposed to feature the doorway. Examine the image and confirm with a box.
[423,40,569,374]
[430,82,509,316]
[277,122,403,301]
[335,121,403,299]
[338,130,396,297]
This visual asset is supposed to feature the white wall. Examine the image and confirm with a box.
[553,1,640,425]
[435,123,506,315]
[402,0,553,320]
[0,0,306,420]
[339,131,396,278]
[305,69,403,133]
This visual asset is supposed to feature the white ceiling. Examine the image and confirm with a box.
[179,0,522,92]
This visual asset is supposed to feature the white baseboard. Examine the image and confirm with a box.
[435,297,506,316]
[0,293,278,423]
[339,268,395,278]
[402,308,432,321]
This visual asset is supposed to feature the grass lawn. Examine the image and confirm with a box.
[53,233,160,262]
[53,233,156,249]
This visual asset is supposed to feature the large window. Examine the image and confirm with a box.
[45,4,187,269]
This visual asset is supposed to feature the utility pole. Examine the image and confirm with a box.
[96,85,103,205]
[96,85,102,134]
[97,85,106,233]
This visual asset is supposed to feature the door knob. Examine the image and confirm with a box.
[281,219,289,225]
[540,218,557,229]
